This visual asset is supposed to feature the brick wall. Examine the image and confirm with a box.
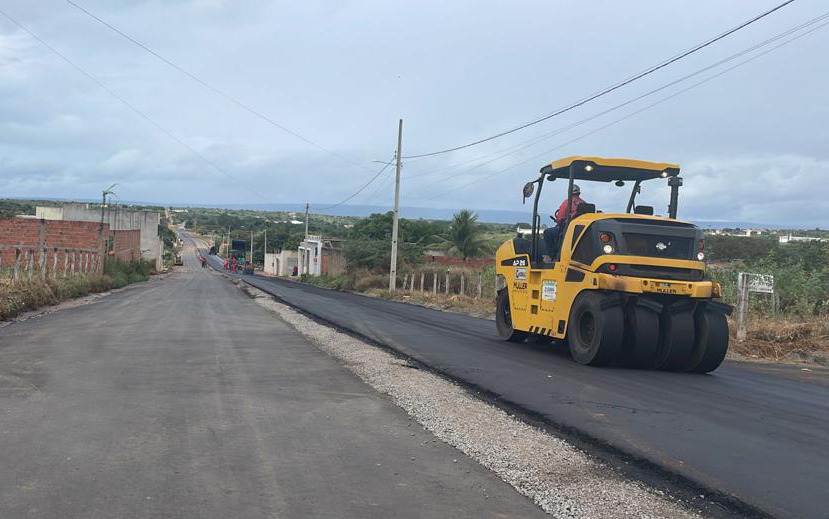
[0,218,38,247]
[42,220,107,249]
[110,229,141,262]
[0,218,109,269]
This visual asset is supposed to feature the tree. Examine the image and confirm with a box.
[431,209,490,260]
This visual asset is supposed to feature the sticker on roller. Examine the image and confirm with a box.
[541,280,557,302]
[515,268,526,280]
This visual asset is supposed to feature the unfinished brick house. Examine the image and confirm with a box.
[0,217,142,279]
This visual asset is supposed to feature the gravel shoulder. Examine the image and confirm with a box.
[240,281,706,519]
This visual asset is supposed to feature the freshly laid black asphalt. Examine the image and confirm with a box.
[0,250,548,518]
[214,257,829,519]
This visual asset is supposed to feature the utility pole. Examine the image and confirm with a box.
[305,203,310,238]
[250,230,254,266]
[99,184,116,273]
[389,119,403,293]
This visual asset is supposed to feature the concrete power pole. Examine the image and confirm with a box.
[250,230,254,266]
[99,184,116,272]
[389,119,403,293]
[305,203,310,238]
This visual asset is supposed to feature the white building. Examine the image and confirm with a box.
[779,234,827,244]
[298,235,345,276]
[264,250,298,276]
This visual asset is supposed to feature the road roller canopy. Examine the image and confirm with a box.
[540,156,680,182]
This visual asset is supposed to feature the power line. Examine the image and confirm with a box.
[0,7,272,203]
[406,10,829,194]
[419,16,829,201]
[315,154,395,210]
[403,0,797,159]
[64,0,377,174]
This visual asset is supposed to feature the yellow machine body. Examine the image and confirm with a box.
[495,212,719,339]
[493,156,730,372]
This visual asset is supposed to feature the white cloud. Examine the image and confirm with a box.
[0,0,826,226]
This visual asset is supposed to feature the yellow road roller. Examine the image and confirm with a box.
[494,156,732,372]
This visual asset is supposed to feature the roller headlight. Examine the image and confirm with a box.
[697,252,705,261]
[603,244,614,254]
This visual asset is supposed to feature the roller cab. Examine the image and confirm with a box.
[495,156,732,372]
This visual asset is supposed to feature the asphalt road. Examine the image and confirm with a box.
[0,251,547,518]
[211,257,829,519]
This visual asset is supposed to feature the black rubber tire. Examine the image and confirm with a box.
[618,300,661,368]
[655,305,696,371]
[567,291,624,366]
[686,308,729,373]
[496,290,528,343]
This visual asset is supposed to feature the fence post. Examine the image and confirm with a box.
[13,248,20,282]
[39,248,47,279]
[402,273,409,292]
[460,272,465,296]
[63,250,69,277]
[433,272,437,294]
[445,271,450,295]
[27,249,34,279]
[477,272,483,299]
[420,272,425,292]
[410,273,415,291]
[52,248,58,278]
[736,273,749,342]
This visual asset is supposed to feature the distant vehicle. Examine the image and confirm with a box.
[174,255,184,266]
[243,263,254,275]
[209,246,217,255]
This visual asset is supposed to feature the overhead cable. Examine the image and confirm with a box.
[419,17,829,201]
[0,8,272,203]
[64,0,377,175]
[402,0,797,159]
[406,10,829,190]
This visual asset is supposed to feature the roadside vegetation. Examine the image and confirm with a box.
[0,259,153,321]
[705,234,829,364]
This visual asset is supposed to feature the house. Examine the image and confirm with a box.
[36,203,162,269]
[264,250,299,276]
[298,235,346,276]
[0,216,141,276]
[779,234,828,244]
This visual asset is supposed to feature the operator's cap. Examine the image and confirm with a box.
[573,184,581,195]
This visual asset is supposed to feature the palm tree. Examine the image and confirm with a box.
[432,209,490,260]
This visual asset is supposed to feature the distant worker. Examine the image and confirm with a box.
[223,259,229,270]
[200,255,206,268]
[231,256,237,273]
[544,184,588,257]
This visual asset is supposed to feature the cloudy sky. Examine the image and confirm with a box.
[1,0,827,226]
